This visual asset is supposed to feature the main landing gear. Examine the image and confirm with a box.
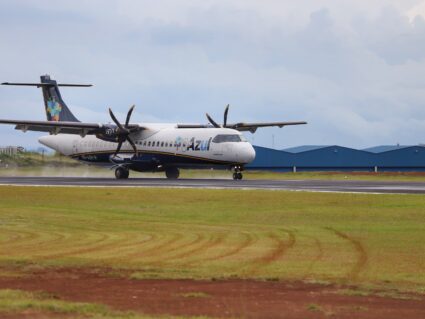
[165,167,180,179]
[232,166,243,180]
[115,166,129,179]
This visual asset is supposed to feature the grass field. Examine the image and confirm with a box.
[0,289,171,319]
[0,186,424,286]
[0,186,424,317]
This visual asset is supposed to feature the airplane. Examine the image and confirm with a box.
[0,75,307,180]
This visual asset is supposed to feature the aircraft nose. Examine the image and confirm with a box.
[240,143,256,163]
[38,135,58,150]
[247,144,256,162]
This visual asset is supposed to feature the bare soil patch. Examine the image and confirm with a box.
[0,267,424,319]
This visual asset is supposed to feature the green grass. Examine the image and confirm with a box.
[244,170,425,182]
[0,152,77,167]
[335,288,420,300]
[179,292,211,299]
[0,289,206,318]
[0,186,424,295]
[306,303,323,312]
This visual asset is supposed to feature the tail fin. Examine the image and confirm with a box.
[40,75,80,122]
[2,75,92,122]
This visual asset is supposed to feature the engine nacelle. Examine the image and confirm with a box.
[95,125,121,142]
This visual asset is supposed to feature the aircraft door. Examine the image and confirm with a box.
[72,140,79,155]
[210,139,223,156]
[181,138,189,153]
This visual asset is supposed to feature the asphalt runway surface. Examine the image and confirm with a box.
[1,176,425,194]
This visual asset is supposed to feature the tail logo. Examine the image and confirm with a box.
[46,98,62,121]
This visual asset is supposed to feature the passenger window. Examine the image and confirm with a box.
[148,141,151,147]
[161,142,164,147]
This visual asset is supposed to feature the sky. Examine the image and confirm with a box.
[1,0,425,149]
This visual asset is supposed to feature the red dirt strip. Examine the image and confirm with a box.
[0,268,424,319]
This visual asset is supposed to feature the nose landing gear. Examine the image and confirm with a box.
[232,166,243,180]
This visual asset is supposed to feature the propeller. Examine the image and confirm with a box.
[206,104,230,128]
[108,105,138,157]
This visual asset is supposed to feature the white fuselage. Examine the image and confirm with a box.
[39,124,256,170]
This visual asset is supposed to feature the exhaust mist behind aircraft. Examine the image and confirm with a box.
[0,75,307,180]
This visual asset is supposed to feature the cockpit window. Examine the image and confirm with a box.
[212,134,243,143]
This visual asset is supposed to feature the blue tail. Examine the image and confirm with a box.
[40,75,80,122]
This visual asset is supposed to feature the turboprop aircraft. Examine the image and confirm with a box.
[0,75,306,180]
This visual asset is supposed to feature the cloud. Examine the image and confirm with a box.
[1,0,425,149]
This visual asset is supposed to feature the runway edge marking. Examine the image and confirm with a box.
[0,182,416,195]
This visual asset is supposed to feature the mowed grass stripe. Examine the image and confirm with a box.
[0,186,424,292]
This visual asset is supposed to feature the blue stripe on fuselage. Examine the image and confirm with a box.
[72,150,238,171]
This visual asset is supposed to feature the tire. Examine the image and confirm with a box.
[233,172,238,180]
[165,167,180,179]
[115,167,129,179]
[237,172,243,180]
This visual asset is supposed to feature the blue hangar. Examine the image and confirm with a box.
[246,145,425,172]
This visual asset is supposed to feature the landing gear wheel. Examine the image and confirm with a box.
[165,167,180,179]
[233,172,243,180]
[115,167,129,179]
[232,166,243,180]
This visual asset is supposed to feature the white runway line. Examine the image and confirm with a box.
[1,176,425,194]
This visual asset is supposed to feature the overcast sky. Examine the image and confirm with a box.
[1,0,425,149]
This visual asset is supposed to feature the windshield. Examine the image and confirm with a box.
[212,134,244,143]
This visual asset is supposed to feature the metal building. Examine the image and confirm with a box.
[246,145,425,172]
[0,146,23,156]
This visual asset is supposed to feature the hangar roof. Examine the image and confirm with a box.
[362,145,413,153]
[283,145,331,153]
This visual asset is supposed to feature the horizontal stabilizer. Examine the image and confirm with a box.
[0,118,143,136]
[1,82,92,87]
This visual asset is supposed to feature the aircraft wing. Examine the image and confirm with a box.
[0,119,142,136]
[177,121,307,133]
[228,121,307,133]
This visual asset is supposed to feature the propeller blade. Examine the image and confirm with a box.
[127,136,138,155]
[206,113,220,128]
[125,104,135,128]
[109,108,125,131]
[223,104,229,127]
[114,141,123,157]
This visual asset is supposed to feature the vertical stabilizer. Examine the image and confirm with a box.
[40,75,80,122]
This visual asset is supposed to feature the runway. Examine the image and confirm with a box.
[1,176,425,194]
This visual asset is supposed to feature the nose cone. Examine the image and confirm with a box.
[240,143,256,164]
[247,144,256,163]
[38,135,58,151]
